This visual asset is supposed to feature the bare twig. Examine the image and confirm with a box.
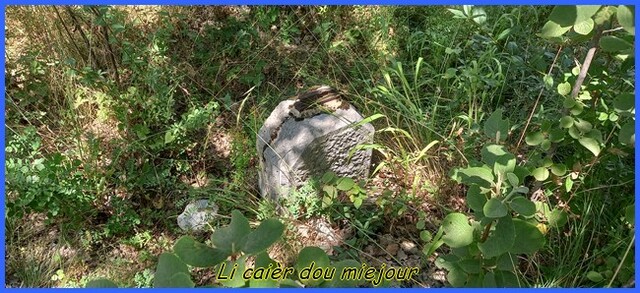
[90,6,121,86]
[514,46,563,152]
[602,27,625,34]
[52,7,84,64]
[65,6,105,71]
[570,29,603,99]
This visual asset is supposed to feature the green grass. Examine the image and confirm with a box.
[4,5,634,288]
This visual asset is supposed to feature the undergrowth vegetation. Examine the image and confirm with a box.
[4,5,635,288]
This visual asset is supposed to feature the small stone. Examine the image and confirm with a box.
[177,199,219,232]
[432,270,447,282]
[386,243,399,255]
[400,240,419,254]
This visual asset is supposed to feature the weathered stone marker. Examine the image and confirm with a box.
[257,86,374,202]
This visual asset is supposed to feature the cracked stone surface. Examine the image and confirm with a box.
[257,100,374,202]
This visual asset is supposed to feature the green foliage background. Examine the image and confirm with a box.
[4,5,635,288]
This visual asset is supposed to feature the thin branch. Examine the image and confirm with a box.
[90,6,121,86]
[52,7,84,65]
[65,6,105,71]
[571,33,602,98]
[602,27,625,34]
[514,46,563,152]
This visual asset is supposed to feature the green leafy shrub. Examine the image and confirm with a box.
[439,110,547,287]
[87,210,376,288]
[5,126,96,222]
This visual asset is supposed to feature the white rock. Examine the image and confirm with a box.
[400,240,419,254]
[257,100,374,202]
[177,199,219,232]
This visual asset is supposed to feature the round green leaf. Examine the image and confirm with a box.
[435,255,459,271]
[574,118,593,133]
[446,265,467,287]
[483,271,497,287]
[594,6,616,25]
[560,116,574,128]
[573,18,594,35]
[513,166,531,182]
[549,128,565,143]
[321,171,337,184]
[481,144,516,175]
[598,112,609,121]
[458,166,494,187]
[458,259,482,274]
[496,253,517,271]
[525,132,545,146]
[154,253,190,288]
[587,271,604,282]
[295,247,330,286]
[478,216,515,258]
[211,210,251,255]
[571,102,584,115]
[467,273,483,287]
[532,167,549,181]
[568,126,581,139]
[539,20,572,39]
[166,272,196,288]
[506,172,519,187]
[586,129,603,144]
[557,82,571,96]
[509,219,545,255]
[249,252,279,288]
[617,5,635,35]
[600,36,633,52]
[541,139,551,151]
[575,5,602,24]
[243,219,285,255]
[509,197,536,218]
[572,66,581,75]
[619,122,635,146]
[578,137,601,156]
[420,230,433,242]
[484,198,508,218]
[484,109,509,142]
[563,97,576,108]
[548,6,601,27]
[218,258,247,288]
[441,213,474,248]
[624,204,634,224]
[548,7,574,26]
[466,185,486,212]
[323,185,337,198]
[614,93,635,113]
[336,177,355,191]
[174,236,229,267]
[550,163,567,176]
[547,209,569,228]
[496,271,521,288]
